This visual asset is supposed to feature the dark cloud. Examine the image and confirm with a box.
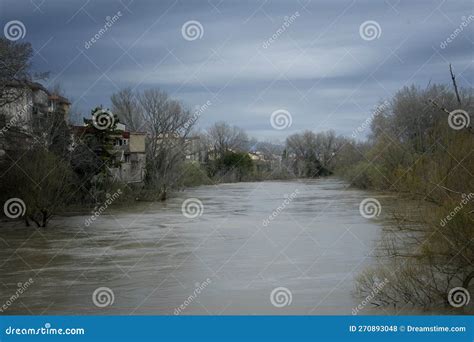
[1,0,472,140]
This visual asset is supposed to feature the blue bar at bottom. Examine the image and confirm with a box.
[0,315,472,341]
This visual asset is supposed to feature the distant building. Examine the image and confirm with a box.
[185,136,206,162]
[0,81,70,158]
[153,133,207,163]
[109,128,147,183]
[1,81,70,124]
[71,122,147,184]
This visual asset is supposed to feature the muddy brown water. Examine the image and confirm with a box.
[0,178,432,315]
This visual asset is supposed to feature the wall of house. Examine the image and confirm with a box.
[110,152,146,183]
[109,133,146,183]
[129,133,146,153]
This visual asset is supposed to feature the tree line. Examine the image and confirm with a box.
[340,73,473,311]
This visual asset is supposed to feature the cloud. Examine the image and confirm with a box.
[1,0,471,139]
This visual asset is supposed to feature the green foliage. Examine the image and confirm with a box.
[221,151,253,170]
[209,151,255,182]
[180,162,213,187]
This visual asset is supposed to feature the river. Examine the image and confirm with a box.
[0,178,415,315]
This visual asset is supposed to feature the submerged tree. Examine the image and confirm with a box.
[138,88,196,199]
[1,147,74,227]
[284,130,346,177]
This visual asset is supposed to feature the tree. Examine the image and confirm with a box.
[0,38,47,108]
[285,131,323,177]
[1,147,74,227]
[207,121,249,157]
[111,87,144,131]
[138,88,196,199]
[31,108,72,159]
[351,79,474,310]
[69,107,121,203]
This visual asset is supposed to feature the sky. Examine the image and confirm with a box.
[1,0,473,141]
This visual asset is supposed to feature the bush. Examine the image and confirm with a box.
[1,148,75,227]
[208,151,255,182]
[180,161,213,187]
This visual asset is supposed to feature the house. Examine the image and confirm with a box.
[109,128,147,183]
[152,133,207,163]
[1,81,49,126]
[47,94,71,119]
[0,81,70,158]
[72,122,147,184]
[185,136,206,162]
[1,81,70,124]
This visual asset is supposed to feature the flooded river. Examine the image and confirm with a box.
[0,178,413,315]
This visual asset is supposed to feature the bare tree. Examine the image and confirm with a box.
[285,130,347,177]
[285,131,321,177]
[138,88,196,199]
[111,87,143,131]
[0,38,48,108]
[206,121,249,157]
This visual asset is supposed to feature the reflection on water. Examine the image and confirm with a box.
[0,178,423,315]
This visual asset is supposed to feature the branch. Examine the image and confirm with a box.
[449,64,462,106]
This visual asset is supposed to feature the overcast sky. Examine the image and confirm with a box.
[1,0,472,141]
